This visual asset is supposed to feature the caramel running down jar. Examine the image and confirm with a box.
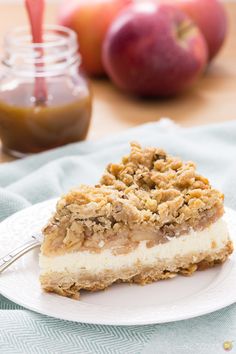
[0,25,92,157]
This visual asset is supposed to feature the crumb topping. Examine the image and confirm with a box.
[42,142,224,255]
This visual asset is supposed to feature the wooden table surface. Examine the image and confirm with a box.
[0,2,235,162]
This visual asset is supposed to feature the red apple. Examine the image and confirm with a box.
[171,0,228,61]
[58,0,133,76]
[102,2,208,97]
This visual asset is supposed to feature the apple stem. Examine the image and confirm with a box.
[176,21,196,40]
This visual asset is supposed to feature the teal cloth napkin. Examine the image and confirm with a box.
[0,119,236,354]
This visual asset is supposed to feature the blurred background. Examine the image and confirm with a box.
[0,0,235,160]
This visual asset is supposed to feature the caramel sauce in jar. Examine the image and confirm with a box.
[0,26,92,157]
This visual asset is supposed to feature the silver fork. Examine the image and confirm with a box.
[0,233,43,273]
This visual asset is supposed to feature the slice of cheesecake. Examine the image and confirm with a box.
[39,142,233,299]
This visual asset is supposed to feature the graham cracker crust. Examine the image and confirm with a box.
[40,240,233,299]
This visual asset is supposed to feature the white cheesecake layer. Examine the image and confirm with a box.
[40,218,229,275]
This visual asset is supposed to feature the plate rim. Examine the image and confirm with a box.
[0,200,235,326]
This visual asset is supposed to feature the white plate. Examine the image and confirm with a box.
[0,200,235,326]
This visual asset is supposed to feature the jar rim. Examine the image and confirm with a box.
[4,24,78,50]
[2,24,80,77]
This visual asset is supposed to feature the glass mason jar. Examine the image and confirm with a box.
[0,25,92,157]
